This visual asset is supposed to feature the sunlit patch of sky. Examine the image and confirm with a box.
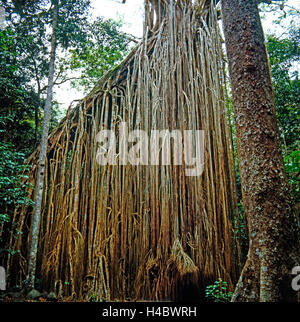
[92,0,143,38]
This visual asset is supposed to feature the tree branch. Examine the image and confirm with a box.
[40,76,82,93]
[53,76,82,86]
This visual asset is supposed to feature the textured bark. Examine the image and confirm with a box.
[26,1,58,290]
[221,0,299,302]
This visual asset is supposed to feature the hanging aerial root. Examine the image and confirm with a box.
[168,239,199,277]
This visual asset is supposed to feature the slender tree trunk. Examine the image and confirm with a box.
[26,1,58,290]
[33,60,42,146]
[34,88,41,147]
[221,0,299,302]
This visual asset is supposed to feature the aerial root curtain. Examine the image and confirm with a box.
[3,0,241,300]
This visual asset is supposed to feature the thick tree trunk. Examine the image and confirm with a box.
[221,0,299,301]
[26,1,58,290]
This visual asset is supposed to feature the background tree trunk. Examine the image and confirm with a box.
[26,0,58,290]
[221,0,299,302]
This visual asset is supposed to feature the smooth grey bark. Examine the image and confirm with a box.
[221,0,299,302]
[26,1,58,290]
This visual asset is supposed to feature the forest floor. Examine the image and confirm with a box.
[0,289,60,302]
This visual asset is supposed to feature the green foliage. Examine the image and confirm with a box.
[56,0,91,49]
[67,17,132,93]
[89,294,97,302]
[0,141,33,254]
[283,149,300,199]
[205,279,233,303]
[0,28,35,254]
[0,143,29,206]
[0,29,37,150]
[1,0,92,144]
[267,26,300,150]
[266,21,299,200]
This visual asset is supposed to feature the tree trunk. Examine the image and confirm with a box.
[34,87,41,147]
[33,62,41,147]
[26,0,58,290]
[221,0,299,302]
